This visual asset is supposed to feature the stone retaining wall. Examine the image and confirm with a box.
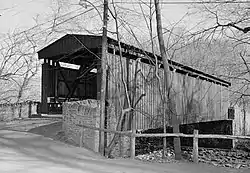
[62,99,131,157]
[0,101,38,121]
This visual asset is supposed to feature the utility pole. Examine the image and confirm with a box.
[99,0,108,156]
[154,0,181,160]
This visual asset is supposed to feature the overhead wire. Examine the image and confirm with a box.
[0,0,102,42]
[0,8,83,42]
[111,1,250,5]
[0,7,100,51]
[1,0,248,43]
[1,0,248,51]
[0,0,37,12]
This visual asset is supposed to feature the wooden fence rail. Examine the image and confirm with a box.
[136,133,250,140]
[77,124,250,163]
[76,124,132,135]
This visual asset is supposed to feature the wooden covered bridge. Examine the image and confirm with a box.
[38,34,231,130]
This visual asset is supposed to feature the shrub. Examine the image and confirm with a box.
[235,139,250,152]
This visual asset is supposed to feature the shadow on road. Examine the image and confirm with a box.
[0,126,249,173]
[0,130,171,173]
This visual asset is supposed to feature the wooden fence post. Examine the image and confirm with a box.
[80,128,83,148]
[193,129,199,163]
[119,134,122,157]
[130,114,136,159]
[130,132,135,159]
[28,101,32,118]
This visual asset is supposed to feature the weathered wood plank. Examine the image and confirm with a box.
[105,52,230,130]
[221,87,229,119]
[215,84,222,120]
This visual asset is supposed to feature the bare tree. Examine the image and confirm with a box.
[0,31,39,105]
[188,0,250,106]
[104,0,191,159]
[0,0,106,104]
[154,0,181,160]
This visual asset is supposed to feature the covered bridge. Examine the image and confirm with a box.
[38,34,231,130]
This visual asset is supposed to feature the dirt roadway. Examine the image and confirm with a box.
[0,130,249,173]
[0,118,61,132]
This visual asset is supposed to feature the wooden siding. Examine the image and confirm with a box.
[233,105,250,136]
[39,34,231,116]
[106,52,230,130]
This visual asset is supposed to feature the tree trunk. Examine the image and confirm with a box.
[154,0,181,160]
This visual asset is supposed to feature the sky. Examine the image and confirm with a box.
[0,0,52,33]
[0,0,193,35]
